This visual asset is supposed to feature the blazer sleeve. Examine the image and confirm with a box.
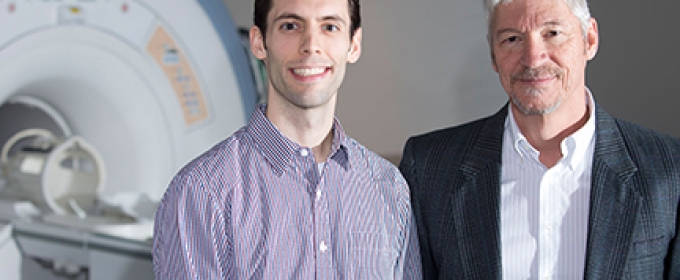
[666,142,680,279]
[400,137,437,279]
[668,212,680,278]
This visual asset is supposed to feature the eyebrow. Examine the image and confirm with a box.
[494,20,564,37]
[273,13,304,23]
[273,13,347,25]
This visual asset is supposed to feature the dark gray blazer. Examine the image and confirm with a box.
[400,104,680,279]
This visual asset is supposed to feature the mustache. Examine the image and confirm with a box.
[512,66,563,80]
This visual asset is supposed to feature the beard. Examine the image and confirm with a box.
[510,66,564,116]
[511,91,562,115]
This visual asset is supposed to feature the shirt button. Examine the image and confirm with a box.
[299,148,309,157]
[319,241,328,252]
[316,189,322,200]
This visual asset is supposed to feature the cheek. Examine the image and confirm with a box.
[552,42,587,66]
[555,54,586,78]
[334,47,350,61]
[493,52,517,71]
[497,62,517,83]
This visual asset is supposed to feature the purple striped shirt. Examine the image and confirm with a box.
[153,104,422,279]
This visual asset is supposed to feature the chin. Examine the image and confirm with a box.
[512,98,561,116]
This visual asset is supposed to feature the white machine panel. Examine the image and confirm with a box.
[0,222,21,280]
[0,0,252,200]
[0,0,259,278]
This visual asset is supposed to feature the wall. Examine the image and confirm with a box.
[224,0,680,163]
[587,1,680,138]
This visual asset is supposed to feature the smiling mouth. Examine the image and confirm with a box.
[291,67,330,77]
[518,77,555,83]
[513,66,562,85]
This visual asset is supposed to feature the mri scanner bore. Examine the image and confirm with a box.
[0,0,260,279]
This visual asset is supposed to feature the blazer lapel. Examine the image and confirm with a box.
[450,106,507,279]
[584,105,640,279]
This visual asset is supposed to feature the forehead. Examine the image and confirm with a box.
[268,0,350,22]
[493,0,577,30]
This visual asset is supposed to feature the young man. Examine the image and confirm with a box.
[153,0,421,279]
[400,0,680,278]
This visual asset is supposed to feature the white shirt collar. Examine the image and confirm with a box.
[504,88,596,169]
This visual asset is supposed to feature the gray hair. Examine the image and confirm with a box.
[483,0,592,41]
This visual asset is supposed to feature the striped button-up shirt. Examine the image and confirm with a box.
[153,104,422,279]
[501,93,595,279]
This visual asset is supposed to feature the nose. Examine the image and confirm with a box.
[299,28,322,55]
[520,36,548,67]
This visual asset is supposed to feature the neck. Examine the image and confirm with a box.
[266,102,335,163]
[512,93,590,168]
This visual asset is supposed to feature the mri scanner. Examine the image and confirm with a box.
[0,0,260,278]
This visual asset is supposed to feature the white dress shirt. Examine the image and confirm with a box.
[500,94,596,279]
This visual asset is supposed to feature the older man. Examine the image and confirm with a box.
[400,0,680,278]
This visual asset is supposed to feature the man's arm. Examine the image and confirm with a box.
[152,175,233,279]
[665,141,680,279]
[401,210,423,279]
[399,137,436,279]
[666,201,680,279]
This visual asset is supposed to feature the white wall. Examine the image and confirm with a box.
[224,0,680,163]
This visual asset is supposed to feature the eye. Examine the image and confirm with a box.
[280,22,299,31]
[323,24,340,32]
[546,30,562,37]
[501,35,521,45]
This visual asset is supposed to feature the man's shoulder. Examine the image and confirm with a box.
[174,127,251,181]
[344,137,405,179]
[345,137,396,167]
[612,117,680,153]
[610,116,679,142]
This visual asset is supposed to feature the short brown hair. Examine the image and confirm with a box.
[253,0,361,43]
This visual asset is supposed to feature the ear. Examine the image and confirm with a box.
[491,50,499,73]
[585,17,599,60]
[250,25,267,61]
[488,36,499,73]
[347,27,362,63]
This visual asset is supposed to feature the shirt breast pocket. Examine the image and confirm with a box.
[349,231,399,279]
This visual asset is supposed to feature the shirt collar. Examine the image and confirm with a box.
[246,104,350,176]
[505,88,596,169]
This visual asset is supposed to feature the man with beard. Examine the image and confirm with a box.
[399,0,680,278]
[153,0,421,279]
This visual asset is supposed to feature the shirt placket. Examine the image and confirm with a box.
[539,163,567,280]
[299,147,334,279]
[314,166,333,279]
